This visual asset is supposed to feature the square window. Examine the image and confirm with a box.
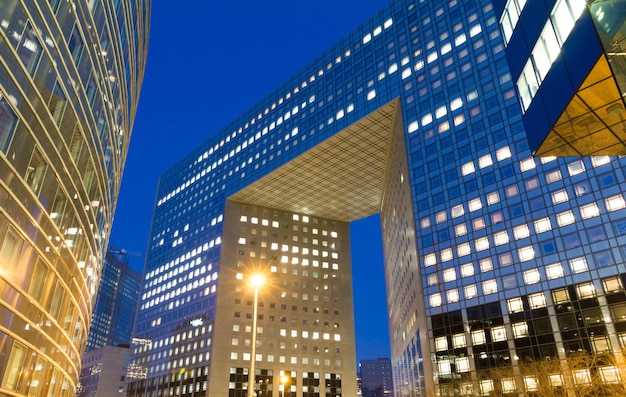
[475,237,489,251]
[557,210,575,226]
[499,252,513,267]
[534,217,551,233]
[494,231,509,246]
[435,336,448,351]
[427,274,439,286]
[545,263,564,279]
[580,203,600,219]
[568,160,585,176]
[443,268,457,282]
[430,293,442,307]
[424,253,436,266]
[456,357,470,372]
[523,269,540,285]
[528,292,546,309]
[455,223,467,236]
[457,242,471,256]
[506,185,519,197]
[473,217,486,230]
[576,282,596,299]
[460,263,474,277]
[451,204,464,218]
[602,277,623,294]
[452,333,466,348]
[437,360,451,375]
[552,189,568,204]
[524,376,539,392]
[491,325,507,342]
[507,297,524,313]
[447,289,459,303]
[483,279,498,294]
[441,248,453,262]
[514,224,530,239]
[569,257,588,273]
[478,154,493,168]
[525,177,540,190]
[606,195,626,211]
[552,288,570,304]
[496,146,511,160]
[479,258,493,272]
[503,274,518,288]
[491,211,503,224]
[575,181,591,196]
[487,191,499,205]
[480,380,494,396]
[471,329,486,345]
[465,284,477,298]
[468,198,482,212]
[518,246,535,262]
[546,170,561,183]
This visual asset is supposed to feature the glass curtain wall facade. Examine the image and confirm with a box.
[133,0,626,396]
[499,0,626,156]
[86,250,142,350]
[0,0,149,395]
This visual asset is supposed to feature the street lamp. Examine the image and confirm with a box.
[280,375,289,397]
[249,274,264,397]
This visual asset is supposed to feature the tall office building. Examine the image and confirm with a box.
[87,250,142,350]
[132,0,626,396]
[360,358,394,397]
[0,0,149,395]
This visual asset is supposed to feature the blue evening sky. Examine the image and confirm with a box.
[110,0,392,364]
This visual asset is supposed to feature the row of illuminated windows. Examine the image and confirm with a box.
[432,274,622,312]
[142,281,217,311]
[231,330,341,342]
[159,4,487,208]
[500,0,528,44]
[161,12,392,209]
[446,368,621,396]
[516,0,586,111]
[428,258,601,307]
[423,193,626,267]
[460,146,512,177]
[142,265,218,300]
[144,260,212,296]
[158,353,211,374]
[145,238,221,282]
[241,213,339,229]
[425,156,608,231]
[229,352,342,368]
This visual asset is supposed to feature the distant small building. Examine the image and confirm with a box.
[360,358,394,397]
[78,345,131,397]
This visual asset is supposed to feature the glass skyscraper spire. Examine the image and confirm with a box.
[131,1,626,396]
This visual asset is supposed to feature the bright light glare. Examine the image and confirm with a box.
[250,274,264,287]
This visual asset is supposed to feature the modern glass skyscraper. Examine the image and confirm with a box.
[86,250,142,350]
[0,0,149,395]
[132,1,626,396]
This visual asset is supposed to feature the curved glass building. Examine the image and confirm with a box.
[0,0,149,394]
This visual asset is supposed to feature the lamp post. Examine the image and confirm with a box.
[249,274,264,397]
[280,375,289,397]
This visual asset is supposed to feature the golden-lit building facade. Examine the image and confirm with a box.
[0,0,149,394]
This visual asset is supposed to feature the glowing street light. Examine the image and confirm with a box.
[249,274,264,397]
[280,375,289,397]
